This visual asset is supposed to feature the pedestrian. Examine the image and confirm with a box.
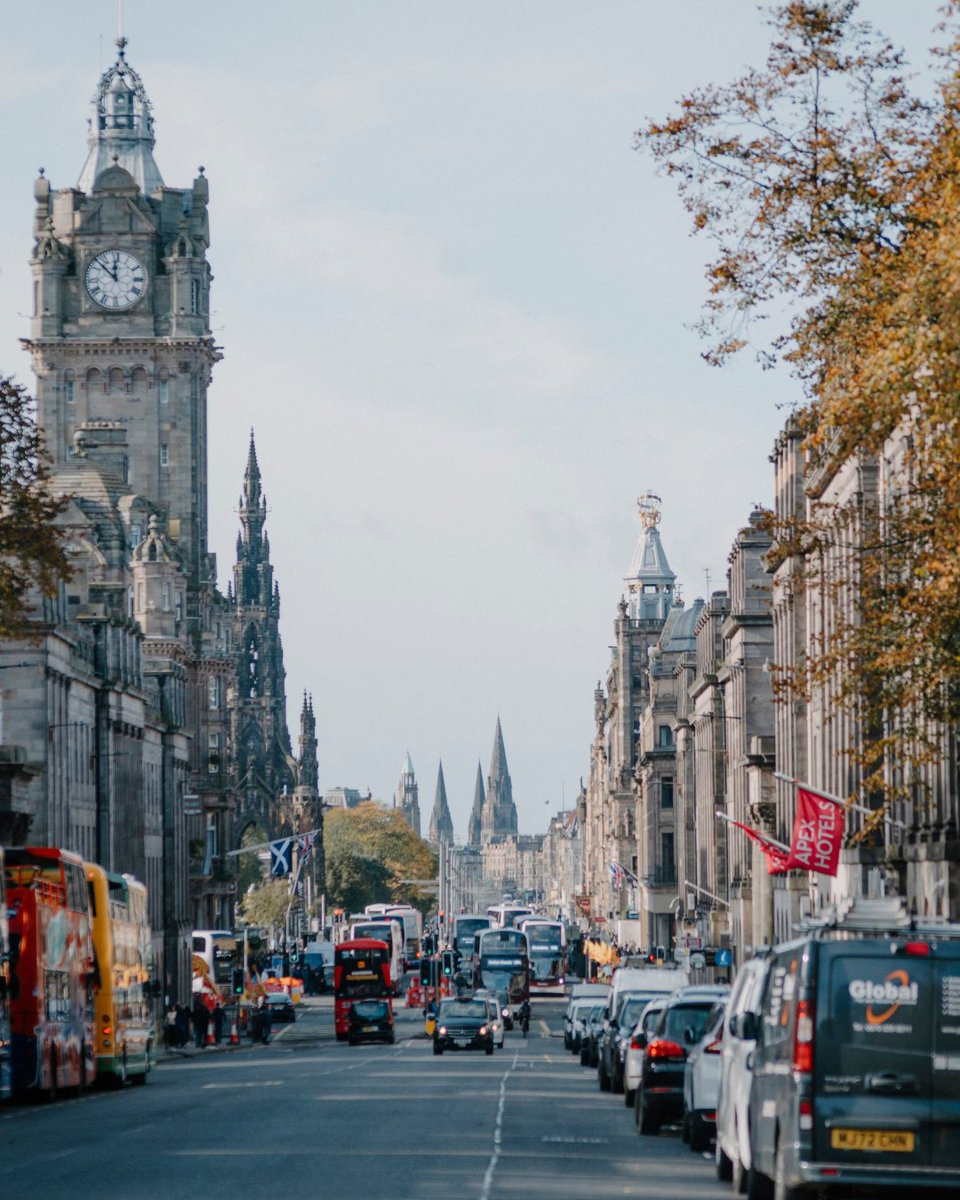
[212,1000,224,1044]
[175,1003,189,1047]
[255,992,271,1044]
[192,994,208,1048]
[164,1003,177,1049]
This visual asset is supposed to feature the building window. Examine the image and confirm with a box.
[208,676,220,710]
[158,379,169,404]
[160,444,169,467]
[208,732,220,774]
[162,582,171,611]
[660,831,676,883]
[190,278,201,315]
[64,379,75,403]
[175,592,183,623]
[661,776,674,810]
[658,724,672,747]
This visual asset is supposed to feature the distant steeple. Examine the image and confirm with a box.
[467,762,484,847]
[233,430,271,607]
[77,37,164,194]
[428,760,454,847]
[396,752,420,836]
[297,692,318,792]
[624,492,676,622]
[481,717,518,842]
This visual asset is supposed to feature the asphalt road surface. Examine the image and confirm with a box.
[0,996,730,1199]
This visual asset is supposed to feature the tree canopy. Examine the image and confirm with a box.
[324,802,437,915]
[642,3,960,807]
[0,376,70,636]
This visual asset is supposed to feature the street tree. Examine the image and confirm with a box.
[642,3,960,810]
[324,802,437,914]
[0,375,70,636]
[238,877,298,942]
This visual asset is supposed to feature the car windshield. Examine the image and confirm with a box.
[617,997,651,1029]
[660,1002,716,1045]
[440,1000,487,1020]
[352,1000,388,1019]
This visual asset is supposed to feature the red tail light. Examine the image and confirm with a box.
[647,1038,685,1060]
[904,941,930,957]
[630,1035,645,1050]
[792,998,814,1073]
[704,1039,722,1055]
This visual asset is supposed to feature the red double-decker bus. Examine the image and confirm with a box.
[5,847,95,1098]
[333,938,392,1041]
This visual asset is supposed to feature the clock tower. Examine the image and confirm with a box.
[24,36,219,608]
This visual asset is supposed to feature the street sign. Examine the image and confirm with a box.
[690,952,706,970]
[714,948,733,967]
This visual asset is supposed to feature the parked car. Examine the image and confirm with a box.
[347,998,394,1045]
[567,997,601,1054]
[580,1003,606,1067]
[624,996,669,1107]
[563,986,609,1050]
[745,898,960,1199]
[634,985,730,1136]
[598,992,659,1097]
[682,997,728,1151]
[433,996,494,1055]
[714,952,772,1191]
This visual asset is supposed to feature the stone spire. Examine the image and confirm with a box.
[297,692,318,792]
[624,491,676,622]
[77,37,164,194]
[481,717,518,842]
[467,762,484,847]
[396,751,420,836]
[428,760,454,847]
[233,430,271,607]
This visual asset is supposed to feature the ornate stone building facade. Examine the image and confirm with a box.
[0,39,317,998]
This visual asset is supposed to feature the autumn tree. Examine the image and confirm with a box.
[238,877,299,941]
[324,802,437,915]
[0,376,70,636]
[642,2,960,809]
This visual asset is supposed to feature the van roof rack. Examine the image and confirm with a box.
[797,896,960,938]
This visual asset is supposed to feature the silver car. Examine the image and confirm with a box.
[682,997,728,1152]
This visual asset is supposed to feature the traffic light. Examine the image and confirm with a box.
[231,967,245,995]
[441,949,456,978]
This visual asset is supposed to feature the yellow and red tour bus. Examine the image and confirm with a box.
[5,847,95,1098]
[86,863,154,1085]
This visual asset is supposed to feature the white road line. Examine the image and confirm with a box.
[479,1049,520,1200]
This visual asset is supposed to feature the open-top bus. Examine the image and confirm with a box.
[334,938,393,1040]
[5,847,95,1098]
[474,927,529,1029]
[86,864,155,1086]
[520,918,567,988]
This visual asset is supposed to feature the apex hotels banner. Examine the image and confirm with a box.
[785,786,845,876]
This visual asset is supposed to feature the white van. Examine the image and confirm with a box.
[608,964,689,1019]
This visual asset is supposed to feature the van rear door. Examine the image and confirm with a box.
[814,944,932,1167]
[932,951,960,1169]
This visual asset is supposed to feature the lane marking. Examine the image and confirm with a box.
[202,1080,283,1089]
[479,1049,520,1200]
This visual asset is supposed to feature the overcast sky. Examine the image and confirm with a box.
[0,2,943,837]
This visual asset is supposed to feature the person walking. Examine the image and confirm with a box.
[192,994,208,1048]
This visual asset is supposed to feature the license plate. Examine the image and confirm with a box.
[362,1026,376,1033]
[455,1037,471,1046]
[831,1129,915,1153]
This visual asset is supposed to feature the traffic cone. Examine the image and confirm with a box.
[406,977,421,1008]
[206,1016,216,1046]
[228,1009,240,1046]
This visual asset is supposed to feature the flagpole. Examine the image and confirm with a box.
[774,772,908,829]
[715,810,790,852]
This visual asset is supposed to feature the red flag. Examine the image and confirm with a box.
[728,819,790,875]
[785,786,845,876]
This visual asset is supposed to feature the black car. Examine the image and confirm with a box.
[347,999,395,1045]
[265,991,296,1023]
[433,997,495,1055]
[635,986,728,1135]
[598,992,655,1095]
[580,1003,606,1067]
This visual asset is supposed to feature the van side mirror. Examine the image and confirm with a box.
[730,1011,759,1041]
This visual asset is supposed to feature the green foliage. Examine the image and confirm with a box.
[0,375,71,636]
[238,877,298,936]
[324,802,437,915]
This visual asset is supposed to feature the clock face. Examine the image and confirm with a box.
[85,249,147,310]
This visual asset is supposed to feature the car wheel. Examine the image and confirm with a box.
[612,1065,624,1095]
[580,1045,589,1066]
[485,1042,494,1056]
[773,1146,808,1200]
[598,1064,611,1091]
[638,1094,660,1136]
[716,1142,733,1182]
[433,1042,442,1056]
[623,1086,634,1108]
[681,1112,691,1144]
[689,1111,710,1153]
[745,1163,773,1200]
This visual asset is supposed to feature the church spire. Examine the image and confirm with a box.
[77,37,164,194]
[428,760,454,848]
[482,718,518,842]
[467,762,484,847]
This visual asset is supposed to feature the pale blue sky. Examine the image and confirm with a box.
[0,2,943,835]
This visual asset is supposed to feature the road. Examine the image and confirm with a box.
[0,996,729,1199]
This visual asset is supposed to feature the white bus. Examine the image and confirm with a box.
[486,903,534,929]
[384,905,422,963]
[349,917,404,994]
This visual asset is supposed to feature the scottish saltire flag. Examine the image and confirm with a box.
[270,837,293,876]
[608,861,624,891]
